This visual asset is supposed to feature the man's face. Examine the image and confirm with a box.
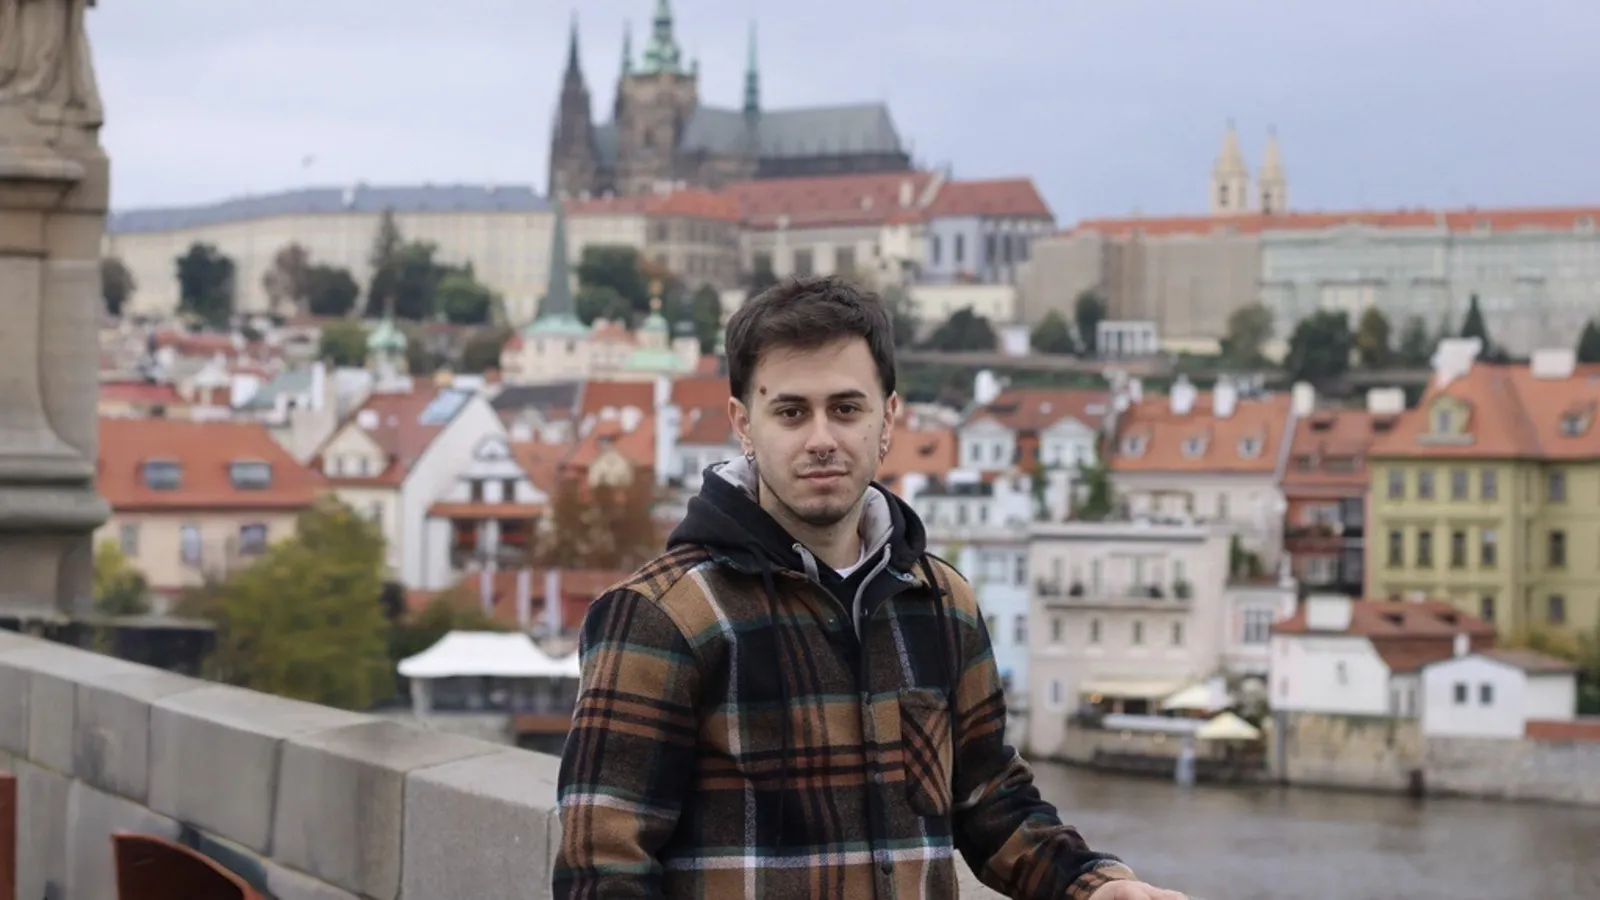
[730,337,899,530]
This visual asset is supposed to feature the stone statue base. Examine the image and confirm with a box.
[0,131,111,619]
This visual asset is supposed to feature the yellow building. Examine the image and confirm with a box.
[1367,348,1600,639]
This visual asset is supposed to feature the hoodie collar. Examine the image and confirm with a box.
[667,455,928,578]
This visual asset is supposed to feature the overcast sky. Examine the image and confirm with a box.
[89,0,1600,223]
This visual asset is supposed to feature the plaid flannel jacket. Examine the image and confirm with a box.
[554,544,1137,899]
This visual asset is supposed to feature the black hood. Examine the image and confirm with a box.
[667,455,928,578]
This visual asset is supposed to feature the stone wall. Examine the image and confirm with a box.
[0,630,1001,898]
[1274,711,1425,791]
[1424,735,1600,806]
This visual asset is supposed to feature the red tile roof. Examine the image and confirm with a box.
[723,171,937,231]
[1368,361,1600,461]
[1283,407,1388,494]
[926,178,1053,220]
[966,388,1109,433]
[1112,390,1293,475]
[99,417,323,511]
[313,387,450,486]
[578,380,655,419]
[1067,206,1600,240]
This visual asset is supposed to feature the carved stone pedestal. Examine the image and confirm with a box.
[0,0,112,620]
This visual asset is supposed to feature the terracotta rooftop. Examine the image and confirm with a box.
[1272,598,1497,639]
[925,177,1053,220]
[669,375,730,412]
[1368,360,1600,460]
[723,171,936,231]
[99,381,185,407]
[1283,407,1389,493]
[312,386,457,487]
[878,425,958,487]
[1480,648,1580,674]
[965,387,1109,433]
[1112,389,1293,475]
[578,380,654,419]
[99,417,323,511]
[1065,205,1600,240]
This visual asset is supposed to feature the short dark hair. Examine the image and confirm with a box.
[724,275,898,403]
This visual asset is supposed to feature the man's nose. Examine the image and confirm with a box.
[803,419,839,454]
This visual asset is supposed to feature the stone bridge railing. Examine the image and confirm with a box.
[0,630,1002,899]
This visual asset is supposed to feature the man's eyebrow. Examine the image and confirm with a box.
[767,389,869,405]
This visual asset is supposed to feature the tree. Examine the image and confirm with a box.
[1031,310,1077,355]
[435,270,497,325]
[101,257,136,317]
[365,241,455,321]
[202,501,394,710]
[1575,320,1600,364]
[881,284,919,349]
[261,242,311,315]
[460,326,511,373]
[1073,291,1107,357]
[921,307,996,352]
[1397,315,1434,368]
[303,264,360,317]
[1219,302,1274,368]
[319,319,368,367]
[1353,306,1394,369]
[367,209,403,294]
[577,245,652,316]
[1284,310,1353,385]
[175,242,235,328]
[537,475,660,570]
[1074,461,1115,521]
[575,283,633,325]
[1460,294,1490,347]
[684,284,723,354]
[93,540,149,616]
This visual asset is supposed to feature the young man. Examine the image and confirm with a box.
[555,276,1185,899]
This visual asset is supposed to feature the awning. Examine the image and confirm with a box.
[1161,682,1223,712]
[1079,678,1188,700]
[1196,711,1262,741]
[398,631,582,680]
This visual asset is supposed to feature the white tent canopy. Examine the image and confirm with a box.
[397,631,582,680]
[1196,711,1262,741]
[1161,682,1224,712]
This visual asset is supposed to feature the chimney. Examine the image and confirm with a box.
[1366,387,1405,415]
[1291,381,1315,416]
[973,369,1002,406]
[544,568,563,635]
[515,568,533,629]
[898,178,914,209]
[1529,348,1577,380]
[1304,593,1354,632]
[1213,376,1238,418]
[1169,374,1197,416]
[1452,631,1470,658]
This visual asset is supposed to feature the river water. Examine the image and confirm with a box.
[1028,762,1600,900]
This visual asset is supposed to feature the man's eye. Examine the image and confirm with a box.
[835,404,861,416]
[778,408,803,420]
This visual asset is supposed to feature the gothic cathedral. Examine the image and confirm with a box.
[548,1,914,199]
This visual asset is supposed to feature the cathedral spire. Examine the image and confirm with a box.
[563,12,582,82]
[743,21,760,117]
[621,20,633,76]
[1210,119,1251,216]
[640,0,684,75]
[1257,126,1288,214]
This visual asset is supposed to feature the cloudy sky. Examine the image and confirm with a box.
[89,0,1599,223]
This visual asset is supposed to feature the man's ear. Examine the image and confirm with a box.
[728,396,752,454]
[883,391,901,433]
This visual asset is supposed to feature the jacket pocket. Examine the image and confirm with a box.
[898,687,954,818]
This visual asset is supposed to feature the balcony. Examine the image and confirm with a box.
[1037,579,1194,610]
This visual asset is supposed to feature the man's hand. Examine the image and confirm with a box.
[1088,880,1189,900]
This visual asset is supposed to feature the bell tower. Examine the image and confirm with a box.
[1257,127,1288,214]
[1210,121,1251,216]
[548,14,598,198]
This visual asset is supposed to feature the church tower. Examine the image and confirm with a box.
[1209,121,1251,216]
[613,0,700,195]
[1256,127,1288,214]
[548,15,598,199]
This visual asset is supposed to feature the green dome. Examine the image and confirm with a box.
[366,318,407,352]
[523,313,592,339]
[624,346,691,373]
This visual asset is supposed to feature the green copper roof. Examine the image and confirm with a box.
[639,0,684,75]
[524,313,592,338]
[525,200,591,339]
[366,317,407,351]
[624,346,691,372]
[743,21,759,116]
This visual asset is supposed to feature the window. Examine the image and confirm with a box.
[1171,622,1184,646]
[1050,616,1063,643]
[1387,469,1404,499]
[1478,683,1494,706]
[119,523,139,556]
[1242,610,1274,645]
[1548,595,1567,625]
[1335,661,1348,685]
[1547,470,1567,503]
[1049,679,1064,709]
[239,523,268,555]
[1450,469,1468,500]
[1013,616,1027,647]
[368,501,384,523]
[142,461,182,491]
[1089,618,1101,644]
[1480,595,1495,623]
[1120,435,1147,457]
[1450,530,1467,568]
[1417,470,1435,499]
[1433,408,1454,433]
[835,246,856,274]
[1480,529,1498,568]
[1238,437,1261,458]
[1387,530,1404,567]
[1181,436,1206,458]
[1131,621,1144,645]
[930,235,941,265]
[1453,682,1468,705]
[792,249,814,277]
[1416,530,1433,567]
[954,234,965,264]
[1548,530,1566,568]
[1480,469,1497,500]
[228,461,272,490]
[179,524,201,566]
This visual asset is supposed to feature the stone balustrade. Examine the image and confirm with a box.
[0,630,1009,899]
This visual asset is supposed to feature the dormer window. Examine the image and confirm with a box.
[141,460,182,491]
[1120,435,1147,457]
[1433,408,1454,433]
[229,461,272,490]
[1181,436,1207,458]
[1560,410,1592,437]
[1238,437,1263,459]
